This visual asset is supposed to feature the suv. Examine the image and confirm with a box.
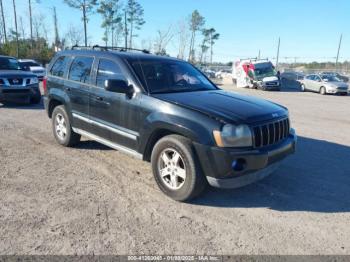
[0,55,41,104]
[44,47,297,201]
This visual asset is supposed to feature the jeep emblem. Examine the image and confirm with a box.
[272,113,279,118]
[13,79,19,84]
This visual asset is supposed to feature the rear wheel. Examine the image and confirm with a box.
[151,135,207,201]
[320,86,326,95]
[52,105,81,147]
[301,84,306,92]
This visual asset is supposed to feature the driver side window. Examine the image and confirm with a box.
[96,59,126,88]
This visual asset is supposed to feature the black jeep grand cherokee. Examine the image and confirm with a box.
[44,47,296,201]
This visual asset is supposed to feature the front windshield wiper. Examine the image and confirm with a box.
[151,88,213,94]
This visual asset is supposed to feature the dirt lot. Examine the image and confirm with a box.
[0,84,349,255]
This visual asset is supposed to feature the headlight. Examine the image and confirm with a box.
[29,77,39,85]
[213,124,253,147]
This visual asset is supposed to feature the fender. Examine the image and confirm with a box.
[47,88,72,119]
[138,111,217,157]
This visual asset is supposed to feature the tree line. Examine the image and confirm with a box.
[0,0,220,65]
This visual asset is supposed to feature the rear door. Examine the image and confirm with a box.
[66,56,94,131]
[304,75,315,91]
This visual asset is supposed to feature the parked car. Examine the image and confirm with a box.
[18,59,46,81]
[300,74,348,95]
[321,72,349,83]
[215,69,232,79]
[44,47,297,201]
[0,55,41,104]
[280,71,305,81]
[203,69,216,79]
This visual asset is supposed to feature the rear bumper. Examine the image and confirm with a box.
[194,129,297,188]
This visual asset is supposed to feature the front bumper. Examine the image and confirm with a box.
[193,130,297,188]
[327,88,348,94]
[0,84,39,102]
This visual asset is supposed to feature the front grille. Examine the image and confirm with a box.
[266,81,278,86]
[8,78,23,85]
[0,79,4,85]
[253,118,290,148]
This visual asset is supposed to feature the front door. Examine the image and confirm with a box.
[89,57,139,151]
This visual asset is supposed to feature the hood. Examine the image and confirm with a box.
[153,90,287,124]
[0,70,36,78]
[29,66,45,71]
[327,81,348,88]
[263,76,279,82]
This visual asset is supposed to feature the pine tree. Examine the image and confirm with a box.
[64,0,98,46]
[125,0,145,48]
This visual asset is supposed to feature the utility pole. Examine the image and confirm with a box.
[335,34,342,71]
[0,0,7,43]
[276,37,280,70]
[258,50,261,60]
[12,0,19,57]
[28,0,33,48]
[124,11,127,49]
[82,1,87,47]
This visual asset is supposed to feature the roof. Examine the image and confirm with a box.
[18,59,37,62]
[56,49,183,63]
[0,55,16,59]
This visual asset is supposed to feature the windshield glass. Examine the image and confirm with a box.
[0,57,20,70]
[253,67,276,80]
[131,60,217,94]
[321,75,341,82]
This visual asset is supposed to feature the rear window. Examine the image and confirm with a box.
[68,56,94,84]
[50,56,70,77]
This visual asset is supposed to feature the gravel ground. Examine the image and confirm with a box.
[0,84,349,255]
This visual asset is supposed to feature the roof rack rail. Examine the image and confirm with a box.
[92,45,150,54]
[70,45,151,54]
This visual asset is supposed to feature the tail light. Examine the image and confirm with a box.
[43,77,47,94]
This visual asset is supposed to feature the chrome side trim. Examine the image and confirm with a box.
[72,127,142,159]
[72,113,138,140]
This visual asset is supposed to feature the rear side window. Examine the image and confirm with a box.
[96,59,126,88]
[306,75,314,80]
[68,56,94,84]
[50,56,70,77]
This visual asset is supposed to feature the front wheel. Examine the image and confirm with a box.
[320,86,326,95]
[52,105,81,147]
[301,84,306,92]
[151,135,207,201]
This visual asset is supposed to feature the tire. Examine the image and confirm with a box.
[52,105,81,147]
[151,135,207,202]
[301,84,306,92]
[320,86,326,95]
[30,88,42,104]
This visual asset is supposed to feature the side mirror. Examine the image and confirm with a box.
[104,79,134,97]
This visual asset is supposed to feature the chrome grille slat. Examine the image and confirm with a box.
[253,117,290,148]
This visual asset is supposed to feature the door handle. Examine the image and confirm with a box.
[95,96,103,101]
[65,87,71,91]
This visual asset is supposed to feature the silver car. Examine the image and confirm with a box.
[300,74,349,95]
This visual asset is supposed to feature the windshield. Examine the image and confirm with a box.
[321,75,341,82]
[0,57,20,70]
[253,67,276,80]
[131,60,217,94]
